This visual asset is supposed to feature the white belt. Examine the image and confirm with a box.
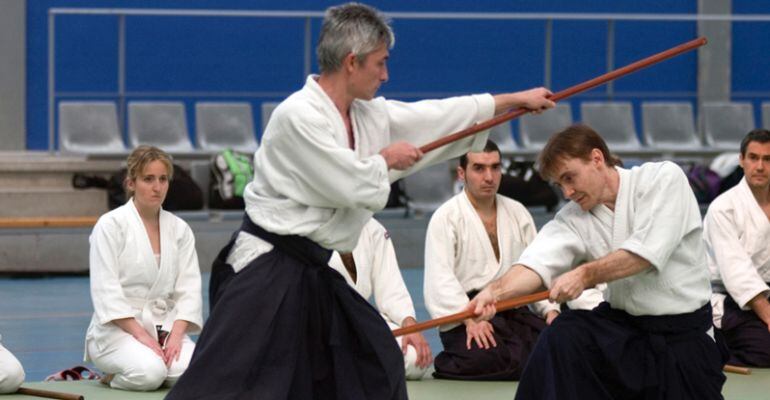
[126,297,176,340]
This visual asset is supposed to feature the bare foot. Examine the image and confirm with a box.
[100,373,114,386]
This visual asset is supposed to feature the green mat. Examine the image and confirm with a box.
[6,369,769,400]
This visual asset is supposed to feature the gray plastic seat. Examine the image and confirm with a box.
[702,102,755,151]
[581,102,642,151]
[128,101,194,152]
[519,103,573,150]
[261,102,280,134]
[641,102,702,150]
[763,102,770,129]
[58,101,125,154]
[488,121,518,153]
[195,102,258,153]
[402,161,455,214]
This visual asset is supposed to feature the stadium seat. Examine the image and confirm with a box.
[195,102,258,153]
[58,101,125,154]
[128,101,194,152]
[641,102,702,151]
[488,121,518,153]
[702,101,755,151]
[763,102,770,129]
[519,103,573,150]
[402,161,455,214]
[580,101,642,151]
[261,102,280,134]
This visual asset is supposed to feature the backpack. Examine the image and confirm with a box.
[209,149,254,209]
[685,164,722,204]
[498,160,559,212]
[718,166,744,195]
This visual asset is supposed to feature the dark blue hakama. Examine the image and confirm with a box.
[717,295,770,367]
[166,216,407,400]
[433,291,545,381]
[515,302,728,400]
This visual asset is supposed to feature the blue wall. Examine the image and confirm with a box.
[26,0,768,150]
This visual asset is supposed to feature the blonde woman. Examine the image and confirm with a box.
[85,145,202,391]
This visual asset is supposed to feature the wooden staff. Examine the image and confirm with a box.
[393,290,550,337]
[0,216,98,229]
[419,36,707,154]
[16,387,84,400]
[723,365,751,375]
[393,293,755,378]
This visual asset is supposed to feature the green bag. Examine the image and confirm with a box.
[211,149,254,201]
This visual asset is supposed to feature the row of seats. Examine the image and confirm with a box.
[491,101,769,155]
[404,101,768,214]
[59,100,770,156]
[59,101,262,155]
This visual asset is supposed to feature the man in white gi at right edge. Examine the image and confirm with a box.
[469,124,727,399]
[704,128,770,367]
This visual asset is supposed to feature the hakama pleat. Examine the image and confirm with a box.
[433,305,545,381]
[166,216,407,400]
[515,302,727,400]
[718,296,770,367]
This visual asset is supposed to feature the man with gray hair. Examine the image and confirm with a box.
[169,3,554,399]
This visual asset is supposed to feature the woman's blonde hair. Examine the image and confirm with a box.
[124,145,174,197]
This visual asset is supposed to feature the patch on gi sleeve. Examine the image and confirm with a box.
[384,230,391,240]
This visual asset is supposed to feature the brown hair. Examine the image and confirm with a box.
[459,139,501,169]
[537,124,621,181]
[740,128,770,156]
[124,145,174,197]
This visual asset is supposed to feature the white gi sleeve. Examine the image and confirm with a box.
[424,212,471,319]
[89,217,136,325]
[567,287,606,311]
[385,94,495,182]
[514,206,561,317]
[529,299,560,318]
[370,225,416,327]
[171,223,204,333]
[705,208,770,309]
[620,162,701,271]
[516,217,587,288]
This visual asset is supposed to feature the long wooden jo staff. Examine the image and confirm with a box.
[393,290,549,337]
[16,386,83,400]
[392,290,752,376]
[419,36,707,154]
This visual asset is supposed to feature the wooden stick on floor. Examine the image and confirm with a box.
[16,387,84,400]
[0,216,98,229]
[723,365,751,375]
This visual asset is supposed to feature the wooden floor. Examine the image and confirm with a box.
[6,369,770,400]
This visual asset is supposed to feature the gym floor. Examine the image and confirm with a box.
[1,271,767,399]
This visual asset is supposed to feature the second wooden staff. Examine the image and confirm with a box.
[392,291,751,377]
[16,387,84,400]
[392,290,550,337]
[392,290,750,377]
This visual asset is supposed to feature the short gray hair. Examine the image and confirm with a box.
[317,3,395,73]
